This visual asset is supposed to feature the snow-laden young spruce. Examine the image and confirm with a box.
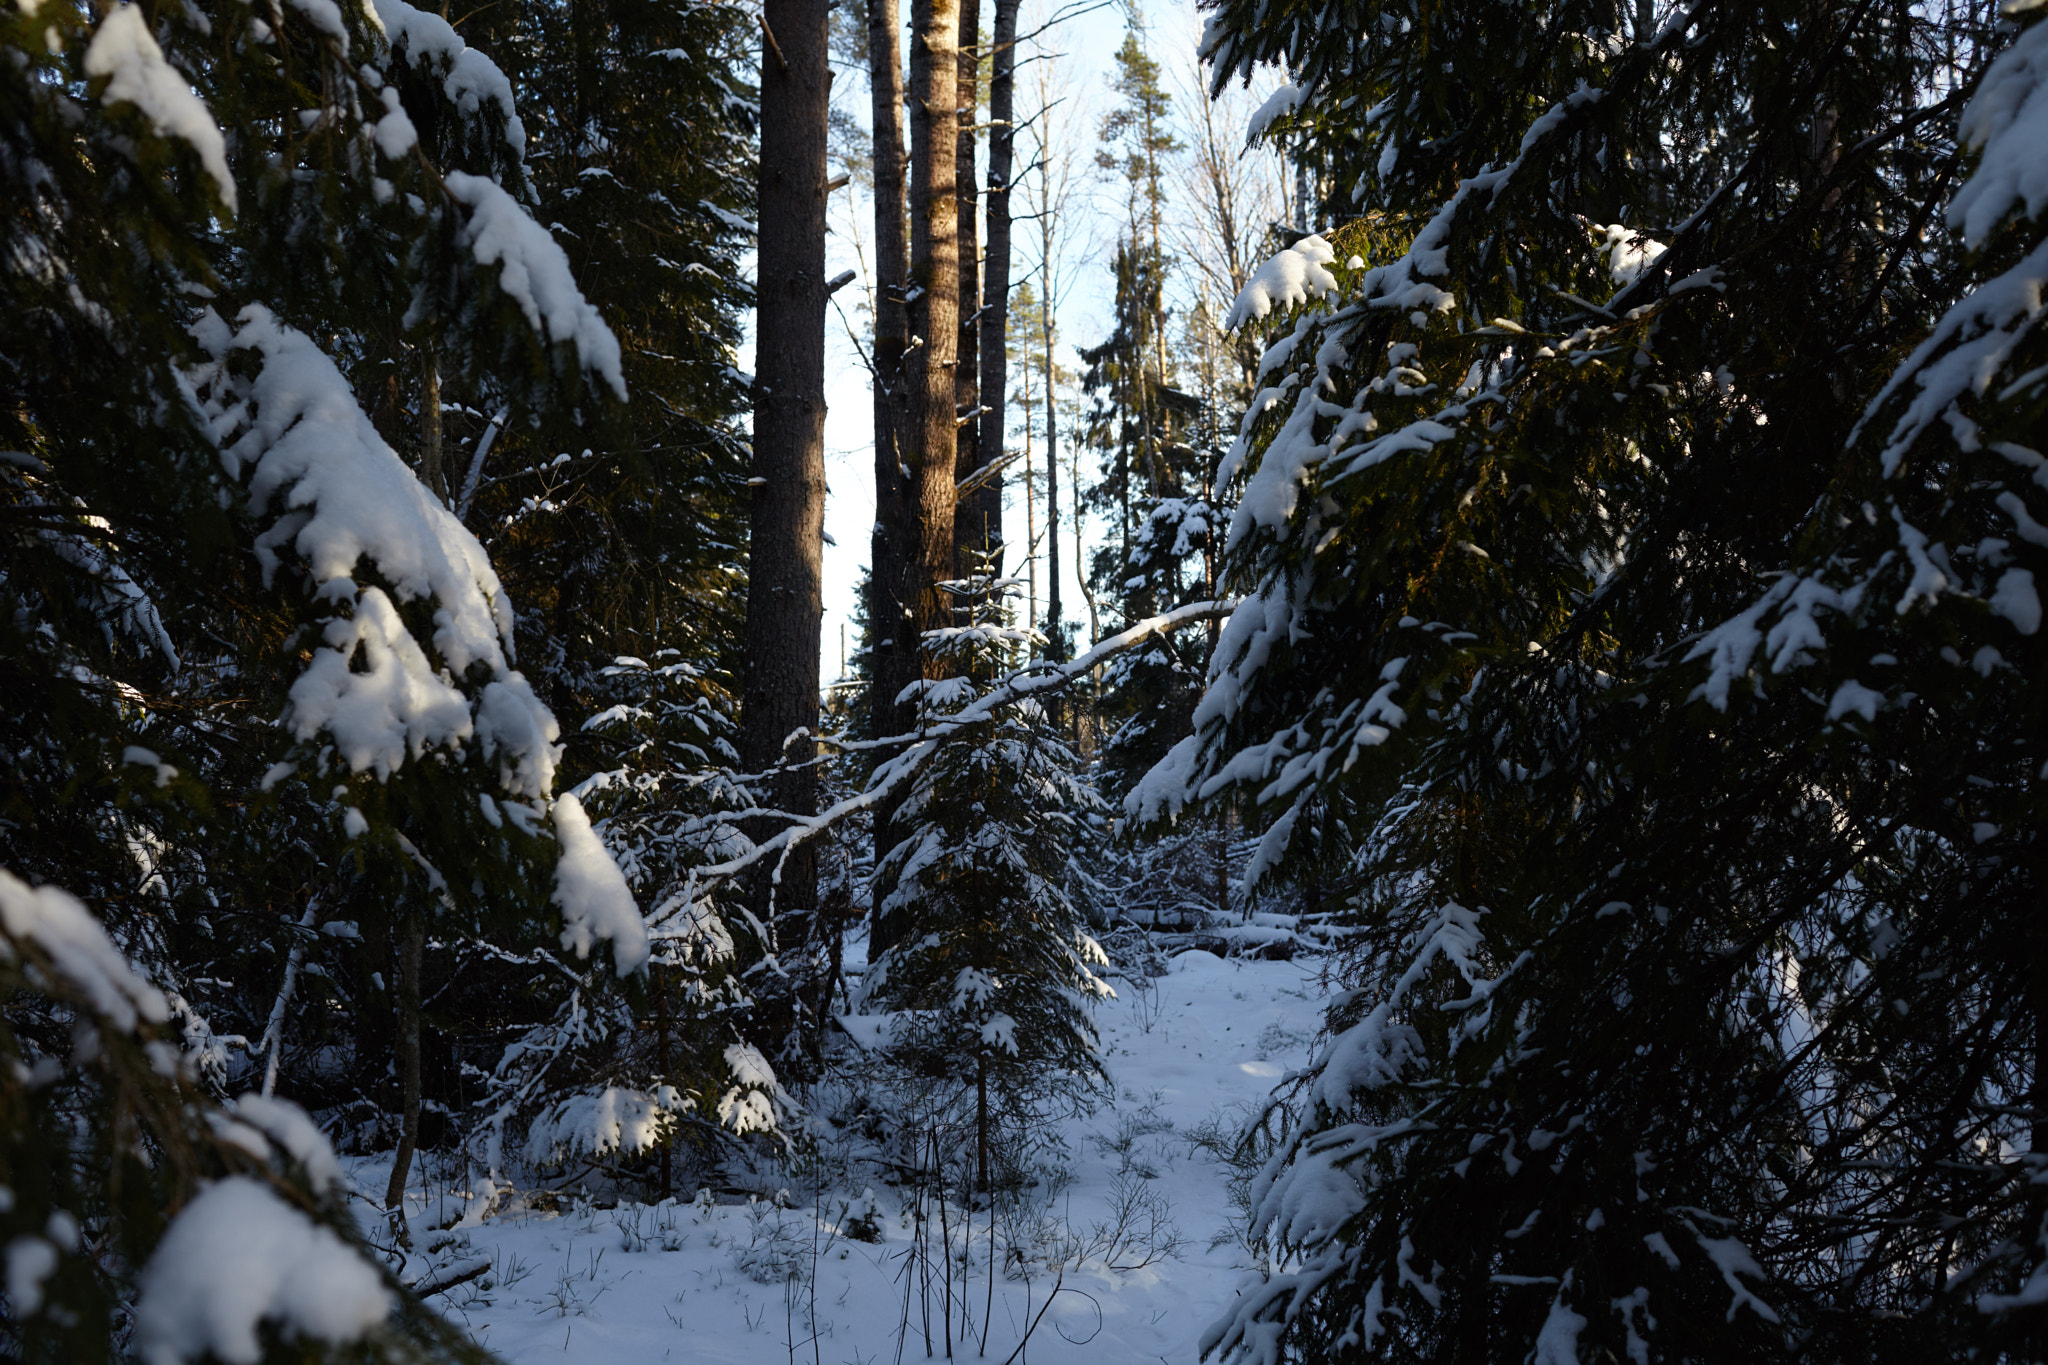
[1136,0,2048,1361]
[0,0,751,1352]
[861,586,1115,1189]
[0,868,495,1365]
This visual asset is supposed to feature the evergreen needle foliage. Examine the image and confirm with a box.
[1135,0,2048,1360]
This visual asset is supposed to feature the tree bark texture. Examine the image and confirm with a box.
[869,0,914,754]
[952,4,984,573]
[873,0,960,951]
[973,0,1019,579]
[904,0,960,682]
[418,347,446,503]
[744,0,830,947]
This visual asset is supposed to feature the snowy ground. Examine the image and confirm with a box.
[350,949,1325,1365]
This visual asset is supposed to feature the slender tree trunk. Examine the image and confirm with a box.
[974,0,1019,579]
[418,349,446,503]
[383,911,424,1246]
[1041,297,1062,657]
[744,0,830,1037]
[1022,345,1036,630]
[953,5,983,572]
[655,958,672,1199]
[1071,441,1098,656]
[868,0,916,938]
[976,1053,990,1193]
[870,0,913,746]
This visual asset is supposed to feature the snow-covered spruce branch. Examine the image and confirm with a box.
[686,598,1238,897]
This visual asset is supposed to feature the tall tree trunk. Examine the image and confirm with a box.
[744,0,830,1039]
[872,0,960,952]
[868,0,916,939]
[1021,338,1036,630]
[974,0,1018,581]
[905,0,961,670]
[1041,291,1061,658]
[869,0,913,755]
[953,5,984,573]
[383,911,424,1246]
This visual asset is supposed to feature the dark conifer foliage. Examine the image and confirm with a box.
[1,0,758,1347]
[1139,0,2048,1360]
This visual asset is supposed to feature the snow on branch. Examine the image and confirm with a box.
[369,0,527,160]
[187,304,561,800]
[551,792,649,974]
[0,866,169,1030]
[133,1177,393,1365]
[683,599,1239,895]
[443,173,628,400]
[84,5,236,212]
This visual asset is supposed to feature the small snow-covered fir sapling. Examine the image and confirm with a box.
[864,575,1115,1191]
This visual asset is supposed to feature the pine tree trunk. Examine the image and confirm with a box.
[872,0,961,954]
[974,0,1018,578]
[952,5,984,573]
[867,0,918,948]
[383,911,424,1246]
[905,0,960,635]
[744,0,830,1032]
[869,0,913,749]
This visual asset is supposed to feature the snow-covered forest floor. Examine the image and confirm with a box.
[353,947,1321,1365]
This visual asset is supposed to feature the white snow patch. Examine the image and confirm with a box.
[369,0,526,158]
[6,1236,58,1316]
[1950,18,2048,248]
[1245,83,1305,141]
[1596,223,1667,285]
[189,307,560,799]
[1990,566,2041,634]
[134,1178,392,1365]
[0,866,168,1029]
[1531,1294,1587,1365]
[443,172,627,399]
[1825,679,1883,723]
[225,1095,345,1192]
[84,5,236,211]
[1229,234,1340,327]
[550,791,647,974]
[525,1085,685,1164]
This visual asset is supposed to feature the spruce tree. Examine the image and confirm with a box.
[2,0,651,1338]
[865,581,1113,1188]
[1136,0,2048,1360]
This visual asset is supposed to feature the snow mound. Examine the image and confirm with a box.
[1168,948,1230,976]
